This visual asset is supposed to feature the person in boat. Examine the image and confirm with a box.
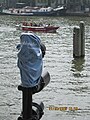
[30,22,32,26]
[48,23,50,26]
[45,23,50,27]
[33,22,38,26]
[38,22,43,27]
[17,33,46,93]
[22,21,28,26]
[17,9,20,13]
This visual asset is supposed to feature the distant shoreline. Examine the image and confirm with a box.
[65,12,90,17]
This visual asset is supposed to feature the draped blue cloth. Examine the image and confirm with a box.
[17,33,43,87]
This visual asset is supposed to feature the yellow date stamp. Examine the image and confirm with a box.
[48,106,79,111]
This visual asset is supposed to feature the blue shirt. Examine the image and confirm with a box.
[17,33,43,88]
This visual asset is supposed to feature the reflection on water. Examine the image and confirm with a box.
[0,15,90,120]
[71,58,85,77]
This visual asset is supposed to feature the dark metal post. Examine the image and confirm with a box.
[22,89,32,119]
[18,86,33,120]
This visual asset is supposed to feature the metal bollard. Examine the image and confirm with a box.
[17,71,50,120]
[18,86,33,120]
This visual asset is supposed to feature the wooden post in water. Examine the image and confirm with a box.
[73,21,85,58]
[80,21,85,57]
[73,26,81,57]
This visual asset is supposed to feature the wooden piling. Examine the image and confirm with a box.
[73,21,85,58]
[80,21,85,57]
[73,27,81,57]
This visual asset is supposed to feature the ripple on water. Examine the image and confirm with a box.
[0,16,90,120]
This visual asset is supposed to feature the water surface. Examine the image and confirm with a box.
[0,15,90,120]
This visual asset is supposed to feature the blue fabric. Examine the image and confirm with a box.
[17,33,43,87]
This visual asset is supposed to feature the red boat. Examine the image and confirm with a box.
[21,25,59,33]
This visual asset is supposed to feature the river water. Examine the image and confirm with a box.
[0,15,90,120]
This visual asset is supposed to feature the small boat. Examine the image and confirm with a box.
[16,23,59,33]
[22,26,59,33]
